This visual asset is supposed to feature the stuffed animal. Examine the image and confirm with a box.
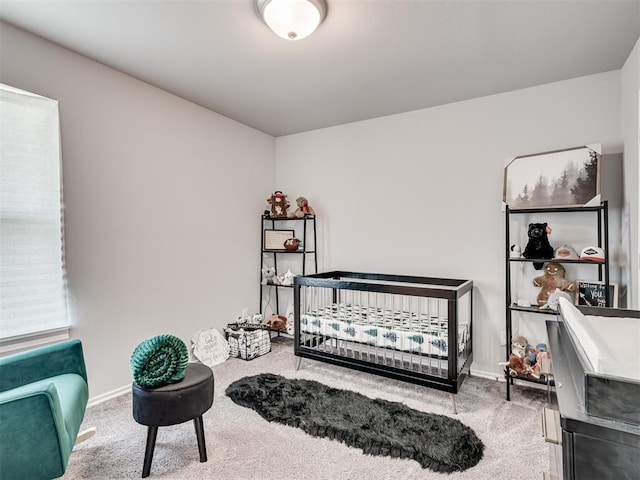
[500,354,536,378]
[280,269,296,286]
[499,335,542,379]
[511,335,531,358]
[292,196,315,218]
[523,223,554,270]
[543,289,573,311]
[261,267,276,285]
[533,262,576,307]
[267,191,290,218]
[274,272,286,285]
[265,314,287,331]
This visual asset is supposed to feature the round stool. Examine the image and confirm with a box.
[132,362,214,478]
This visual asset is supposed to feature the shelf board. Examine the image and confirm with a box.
[262,249,316,254]
[262,282,293,288]
[508,372,555,386]
[262,215,315,220]
[509,257,605,265]
[507,205,603,214]
[508,304,560,315]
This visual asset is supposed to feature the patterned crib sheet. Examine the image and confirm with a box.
[299,303,469,357]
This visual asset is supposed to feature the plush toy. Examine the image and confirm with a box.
[500,335,543,379]
[533,262,576,307]
[274,271,286,285]
[265,314,287,331]
[500,354,535,378]
[267,191,290,218]
[511,335,531,358]
[261,267,276,285]
[292,196,315,218]
[280,269,296,286]
[543,289,573,311]
[523,223,554,270]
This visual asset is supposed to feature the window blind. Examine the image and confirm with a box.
[0,84,69,339]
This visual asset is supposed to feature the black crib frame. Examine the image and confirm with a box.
[293,271,474,394]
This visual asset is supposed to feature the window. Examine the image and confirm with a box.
[0,84,69,343]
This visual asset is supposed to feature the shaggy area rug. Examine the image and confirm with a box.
[225,373,484,473]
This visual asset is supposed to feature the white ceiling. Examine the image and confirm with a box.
[1,0,639,137]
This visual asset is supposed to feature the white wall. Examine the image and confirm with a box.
[0,22,275,399]
[621,37,640,309]
[0,19,633,396]
[275,71,622,378]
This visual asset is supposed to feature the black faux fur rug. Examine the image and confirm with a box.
[225,373,484,473]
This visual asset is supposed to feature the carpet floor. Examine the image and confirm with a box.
[64,337,549,479]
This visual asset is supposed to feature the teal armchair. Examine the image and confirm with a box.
[0,339,89,480]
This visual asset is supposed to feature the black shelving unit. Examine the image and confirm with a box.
[260,214,318,317]
[504,201,610,400]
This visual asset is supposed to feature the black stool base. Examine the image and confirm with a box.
[142,426,158,478]
[133,363,214,478]
[141,416,208,478]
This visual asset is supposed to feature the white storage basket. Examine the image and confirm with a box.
[225,323,271,360]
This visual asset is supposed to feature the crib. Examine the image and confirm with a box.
[293,271,473,397]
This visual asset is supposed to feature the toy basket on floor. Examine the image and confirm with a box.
[225,322,271,360]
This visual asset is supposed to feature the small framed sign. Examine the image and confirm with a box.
[264,229,294,251]
[575,280,618,308]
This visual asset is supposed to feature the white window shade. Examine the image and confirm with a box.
[0,84,69,339]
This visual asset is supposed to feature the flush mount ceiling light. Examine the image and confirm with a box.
[256,0,327,41]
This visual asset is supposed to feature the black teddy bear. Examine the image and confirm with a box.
[523,223,554,270]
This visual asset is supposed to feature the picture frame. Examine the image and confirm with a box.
[503,145,601,209]
[575,280,618,308]
[263,229,294,251]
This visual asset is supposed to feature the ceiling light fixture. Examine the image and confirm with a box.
[256,0,327,41]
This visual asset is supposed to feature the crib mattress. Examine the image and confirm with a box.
[299,303,468,356]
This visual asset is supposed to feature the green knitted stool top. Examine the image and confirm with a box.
[131,334,189,388]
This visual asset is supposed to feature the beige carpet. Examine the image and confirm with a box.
[64,337,549,479]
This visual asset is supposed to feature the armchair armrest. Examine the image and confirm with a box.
[0,339,87,393]
[0,381,73,478]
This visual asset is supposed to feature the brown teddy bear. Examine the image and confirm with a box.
[533,262,576,307]
[265,314,287,331]
[267,191,290,218]
[292,196,315,217]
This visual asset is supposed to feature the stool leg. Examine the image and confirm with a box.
[193,416,207,462]
[142,426,158,478]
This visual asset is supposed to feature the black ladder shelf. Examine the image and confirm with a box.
[259,214,318,317]
[504,201,610,401]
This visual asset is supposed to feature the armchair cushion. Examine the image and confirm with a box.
[0,340,89,480]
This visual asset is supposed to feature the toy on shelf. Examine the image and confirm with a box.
[523,223,554,270]
[261,267,276,285]
[500,335,550,379]
[284,237,301,251]
[292,196,315,218]
[265,314,287,331]
[280,269,296,286]
[267,191,290,218]
[533,262,576,307]
[542,289,573,311]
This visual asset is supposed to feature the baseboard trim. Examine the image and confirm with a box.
[469,368,502,381]
[87,370,519,407]
[88,385,130,408]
